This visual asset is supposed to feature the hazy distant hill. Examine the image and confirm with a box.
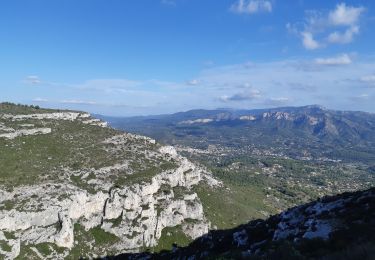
[102,105,375,163]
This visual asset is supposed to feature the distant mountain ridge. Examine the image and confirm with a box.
[101,105,375,163]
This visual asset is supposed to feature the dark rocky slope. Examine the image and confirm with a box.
[110,187,375,259]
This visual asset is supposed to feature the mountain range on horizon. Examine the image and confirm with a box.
[101,104,375,164]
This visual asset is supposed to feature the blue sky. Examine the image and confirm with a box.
[1,0,375,116]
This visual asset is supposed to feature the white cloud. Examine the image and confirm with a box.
[360,75,375,85]
[327,25,359,44]
[24,75,41,85]
[301,31,320,50]
[25,57,375,115]
[219,89,261,102]
[328,3,365,26]
[32,97,48,102]
[60,99,97,105]
[230,0,272,15]
[186,79,200,86]
[289,3,365,50]
[357,94,369,99]
[314,54,352,66]
[195,57,375,111]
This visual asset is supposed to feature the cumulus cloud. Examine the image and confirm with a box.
[328,3,365,26]
[195,57,375,112]
[327,26,359,44]
[24,75,41,85]
[301,32,320,50]
[230,0,272,15]
[289,3,365,50]
[219,89,261,102]
[314,54,352,66]
[26,57,375,115]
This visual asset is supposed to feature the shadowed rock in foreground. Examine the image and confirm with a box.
[109,187,375,259]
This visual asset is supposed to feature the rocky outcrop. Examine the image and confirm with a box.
[0,112,108,140]
[82,118,108,127]
[0,128,51,139]
[0,108,219,259]
[55,212,74,248]
[0,112,88,121]
[0,143,216,258]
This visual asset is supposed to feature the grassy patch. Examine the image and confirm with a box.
[151,225,192,253]
[194,182,273,230]
[0,200,15,210]
[107,213,123,228]
[3,231,16,240]
[90,227,120,245]
[0,240,12,252]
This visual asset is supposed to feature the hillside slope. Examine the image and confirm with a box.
[0,103,219,259]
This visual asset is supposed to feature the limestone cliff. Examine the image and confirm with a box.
[0,106,219,259]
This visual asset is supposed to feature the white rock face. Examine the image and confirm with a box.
[182,222,209,239]
[0,112,218,258]
[0,209,59,231]
[0,123,14,132]
[0,112,108,140]
[179,118,213,125]
[0,112,87,121]
[103,133,156,145]
[239,115,256,121]
[55,212,74,248]
[159,146,179,158]
[82,118,108,127]
[0,128,51,139]
[0,144,217,258]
